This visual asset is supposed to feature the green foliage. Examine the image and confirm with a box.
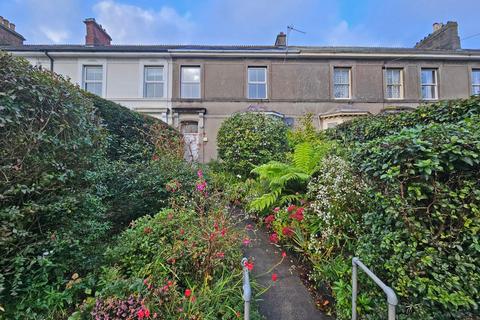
[353,120,480,319]
[0,53,192,319]
[217,112,289,177]
[329,96,480,144]
[249,141,332,212]
[88,93,183,162]
[287,113,323,147]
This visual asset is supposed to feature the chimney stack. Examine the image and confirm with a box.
[84,18,112,46]
[0,16,25,45]
[415,21,461,50]
[275,32,286,47]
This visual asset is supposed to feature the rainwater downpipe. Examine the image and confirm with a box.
[44,50,54,72]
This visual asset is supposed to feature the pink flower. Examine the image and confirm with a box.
[221,228,227,236]
[242,238,251,246]
[144,308,150,318]
[273,207,280,213]
[196,181,207,191]
[269,233,279,244]
[282,251,287,258]
[197,169,203,178]
[264,215,275,225]
[287,204,296,212]
[282,226,294,237]
[137,309,145,319]
[245,224,254,231]
[216,251,225,259]
[271,273,278,282]
[185,289,192,297]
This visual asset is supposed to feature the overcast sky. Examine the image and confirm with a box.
[2,0,479,48]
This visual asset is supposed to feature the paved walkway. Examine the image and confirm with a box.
[239,214,331,320]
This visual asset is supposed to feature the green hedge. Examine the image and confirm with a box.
[329,96,480,143]
[217,112,289,177]
[0,52,194,318]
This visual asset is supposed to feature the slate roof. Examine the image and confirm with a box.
[2,44,480,55]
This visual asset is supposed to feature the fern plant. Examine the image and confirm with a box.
[248,141,332,212]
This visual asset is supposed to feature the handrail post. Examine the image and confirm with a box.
[351,259,358,320]
[241,258,251,320]
[351,257,398,320]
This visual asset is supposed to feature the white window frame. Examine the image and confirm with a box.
[472,69,480,96]
[247,67,268,100]
[77,59,107,97]
[83,65,104,96]
[180,66,201,99]
[421,68,438,100]
[384,68,404,100]
[143,66,165,98]
[333,67,352,99]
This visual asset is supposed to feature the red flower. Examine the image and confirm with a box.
[216,251,225,259]
[190,295,196,302]
[144,308,150,318]
[221,228,227,236]
[264,215,275,225]
[152,154,159,161]
[244,261,254,271]
[287,204,296,212]
[271,273,278,282]
[167,280,173,287]
[273,207,280,213]
[185,289,192,297]
[137,309,145,319]
[179,229,185,235]
[282,251,287,258]
[282,226,294,237]
[269,233,279,244]
[290,207,304,222]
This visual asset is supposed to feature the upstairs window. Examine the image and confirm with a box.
[248,67,267,99]
[144,66,164,98]
[333,67,351,99]
[472,69,480,96]
[181,66,201,99]
[385,68,403,99]
[421,68,438,100]
[83,65,103,96]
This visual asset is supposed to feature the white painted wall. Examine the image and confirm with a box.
[14,53,172,123]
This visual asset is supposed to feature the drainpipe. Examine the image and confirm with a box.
[44,50,54,72]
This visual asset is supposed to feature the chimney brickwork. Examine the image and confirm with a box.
[0,16,25,45]
[415,21,461,50]
[275,32,286,47]
[84,18,112,46]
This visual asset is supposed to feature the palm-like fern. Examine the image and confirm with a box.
[248,141,330,212]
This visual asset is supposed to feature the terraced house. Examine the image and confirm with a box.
[2,17,480,162]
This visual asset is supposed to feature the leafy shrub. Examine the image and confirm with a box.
[0,52,108,318]
[330,96,480,144]
[353,120,480,319]
[88,93,183,162]
[217,112,289,177]
[0,53,190,319]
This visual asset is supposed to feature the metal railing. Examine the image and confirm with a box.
[241,257,252,320]
[352,257,398,320]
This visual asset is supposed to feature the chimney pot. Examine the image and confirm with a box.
[0,16,25,45]
[433,22,443,32]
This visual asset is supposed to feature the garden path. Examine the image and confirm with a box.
[234,208,331,320]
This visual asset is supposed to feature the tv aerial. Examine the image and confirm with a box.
[285,25,306,61]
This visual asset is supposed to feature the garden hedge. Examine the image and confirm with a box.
[0,52,194,318]
[217,112,289,177]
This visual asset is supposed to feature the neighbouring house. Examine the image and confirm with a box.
[1,18,480,162]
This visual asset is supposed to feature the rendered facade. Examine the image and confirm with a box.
[2,18,480,162]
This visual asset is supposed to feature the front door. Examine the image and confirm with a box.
[181,121,199,162]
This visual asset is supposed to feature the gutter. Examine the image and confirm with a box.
[44,50,54,72]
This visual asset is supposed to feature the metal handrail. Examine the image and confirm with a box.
[352,257,398,320]
[241,258,251,320]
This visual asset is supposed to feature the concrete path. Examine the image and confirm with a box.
[240,215,331,320]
